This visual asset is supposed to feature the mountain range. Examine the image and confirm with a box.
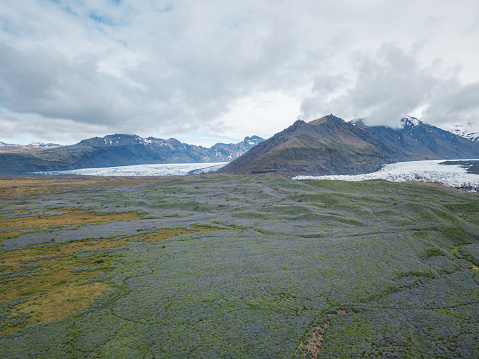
[218,115,479,177]
[0,135,263,175]
[0,141,60,147]
[2,115,479,176]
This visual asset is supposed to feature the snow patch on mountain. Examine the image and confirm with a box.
[450,125,479,143]
[27,142,60,148]
[0,141,58,147]
[400,116,421,128]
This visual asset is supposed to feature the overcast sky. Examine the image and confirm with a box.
[1,0,479,146]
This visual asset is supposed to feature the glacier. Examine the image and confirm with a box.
[293,159,479,190]
[34,162,228,177]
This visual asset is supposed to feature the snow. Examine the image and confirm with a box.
[466,133,479,142]
[26,142,58,147]
[35,162,228,177]
[401,116,420,127]
[293,159,479,190]
[450,125,479,142]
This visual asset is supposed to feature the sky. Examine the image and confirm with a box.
[1,0,479,146]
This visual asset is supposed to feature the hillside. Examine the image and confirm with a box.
[218,115,479,177]
[0,135,263,175]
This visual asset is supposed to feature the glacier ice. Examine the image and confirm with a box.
[34,162,228,177]
[294,159,479,190]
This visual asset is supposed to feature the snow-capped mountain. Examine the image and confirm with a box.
[0,141,59,147]
[400,116,421,128]
[0,134,263,175]
[450,125,479,143]
[26,142,60,148]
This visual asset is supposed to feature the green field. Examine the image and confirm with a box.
[1,175,478,358]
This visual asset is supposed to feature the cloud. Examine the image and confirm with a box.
[423,81,479,130]
[0,110,111,143]
[0,1,320,142]
[1,1,479,143]
[0,43,139,123]
[347,44,437,126]
[300,43,479,130]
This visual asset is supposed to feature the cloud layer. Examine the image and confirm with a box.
[1,1,479,144]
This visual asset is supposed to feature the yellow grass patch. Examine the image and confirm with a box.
[0,210,145,233]
[0,177,172,201]
[2,282,111,335]
[0,231,22,241]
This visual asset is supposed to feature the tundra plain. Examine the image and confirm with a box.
[0,175,478,358]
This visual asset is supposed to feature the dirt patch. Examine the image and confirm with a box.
[297,309,347,359]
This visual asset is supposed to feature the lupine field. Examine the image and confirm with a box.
[0,175,478,358]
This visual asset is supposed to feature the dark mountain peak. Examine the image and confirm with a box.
[308,114,345,126]
[284,119,306,132]
[77,134,145,146]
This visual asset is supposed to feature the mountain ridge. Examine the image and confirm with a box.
[0,134,263,175]
[218,115,479,177]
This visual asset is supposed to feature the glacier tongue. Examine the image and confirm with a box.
[294,159,479,190]
[34,162,228,177]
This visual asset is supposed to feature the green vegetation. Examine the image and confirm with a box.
[0,175,478,358]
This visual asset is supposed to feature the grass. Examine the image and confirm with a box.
[0,209,145,233]
[0,182,219,336]
[0,175,478,358]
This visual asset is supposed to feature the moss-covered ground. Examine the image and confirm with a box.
[0,175,478,358]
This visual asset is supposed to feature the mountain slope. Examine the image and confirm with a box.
[218,115,479,177]
[0,135,263,175]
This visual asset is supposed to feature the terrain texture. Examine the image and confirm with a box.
[0,175,478,358]
[219,115,479,177]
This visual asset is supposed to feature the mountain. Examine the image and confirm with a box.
[26,142,61,148]
[0,141,59,147]
[450,124,479,143]
[0,135,263,175]
[218,115,479,177]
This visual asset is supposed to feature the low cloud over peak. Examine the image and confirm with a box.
[300,44,479,131]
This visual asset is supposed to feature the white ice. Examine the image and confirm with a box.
[293,159,479,189]
[35,162,228,177]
